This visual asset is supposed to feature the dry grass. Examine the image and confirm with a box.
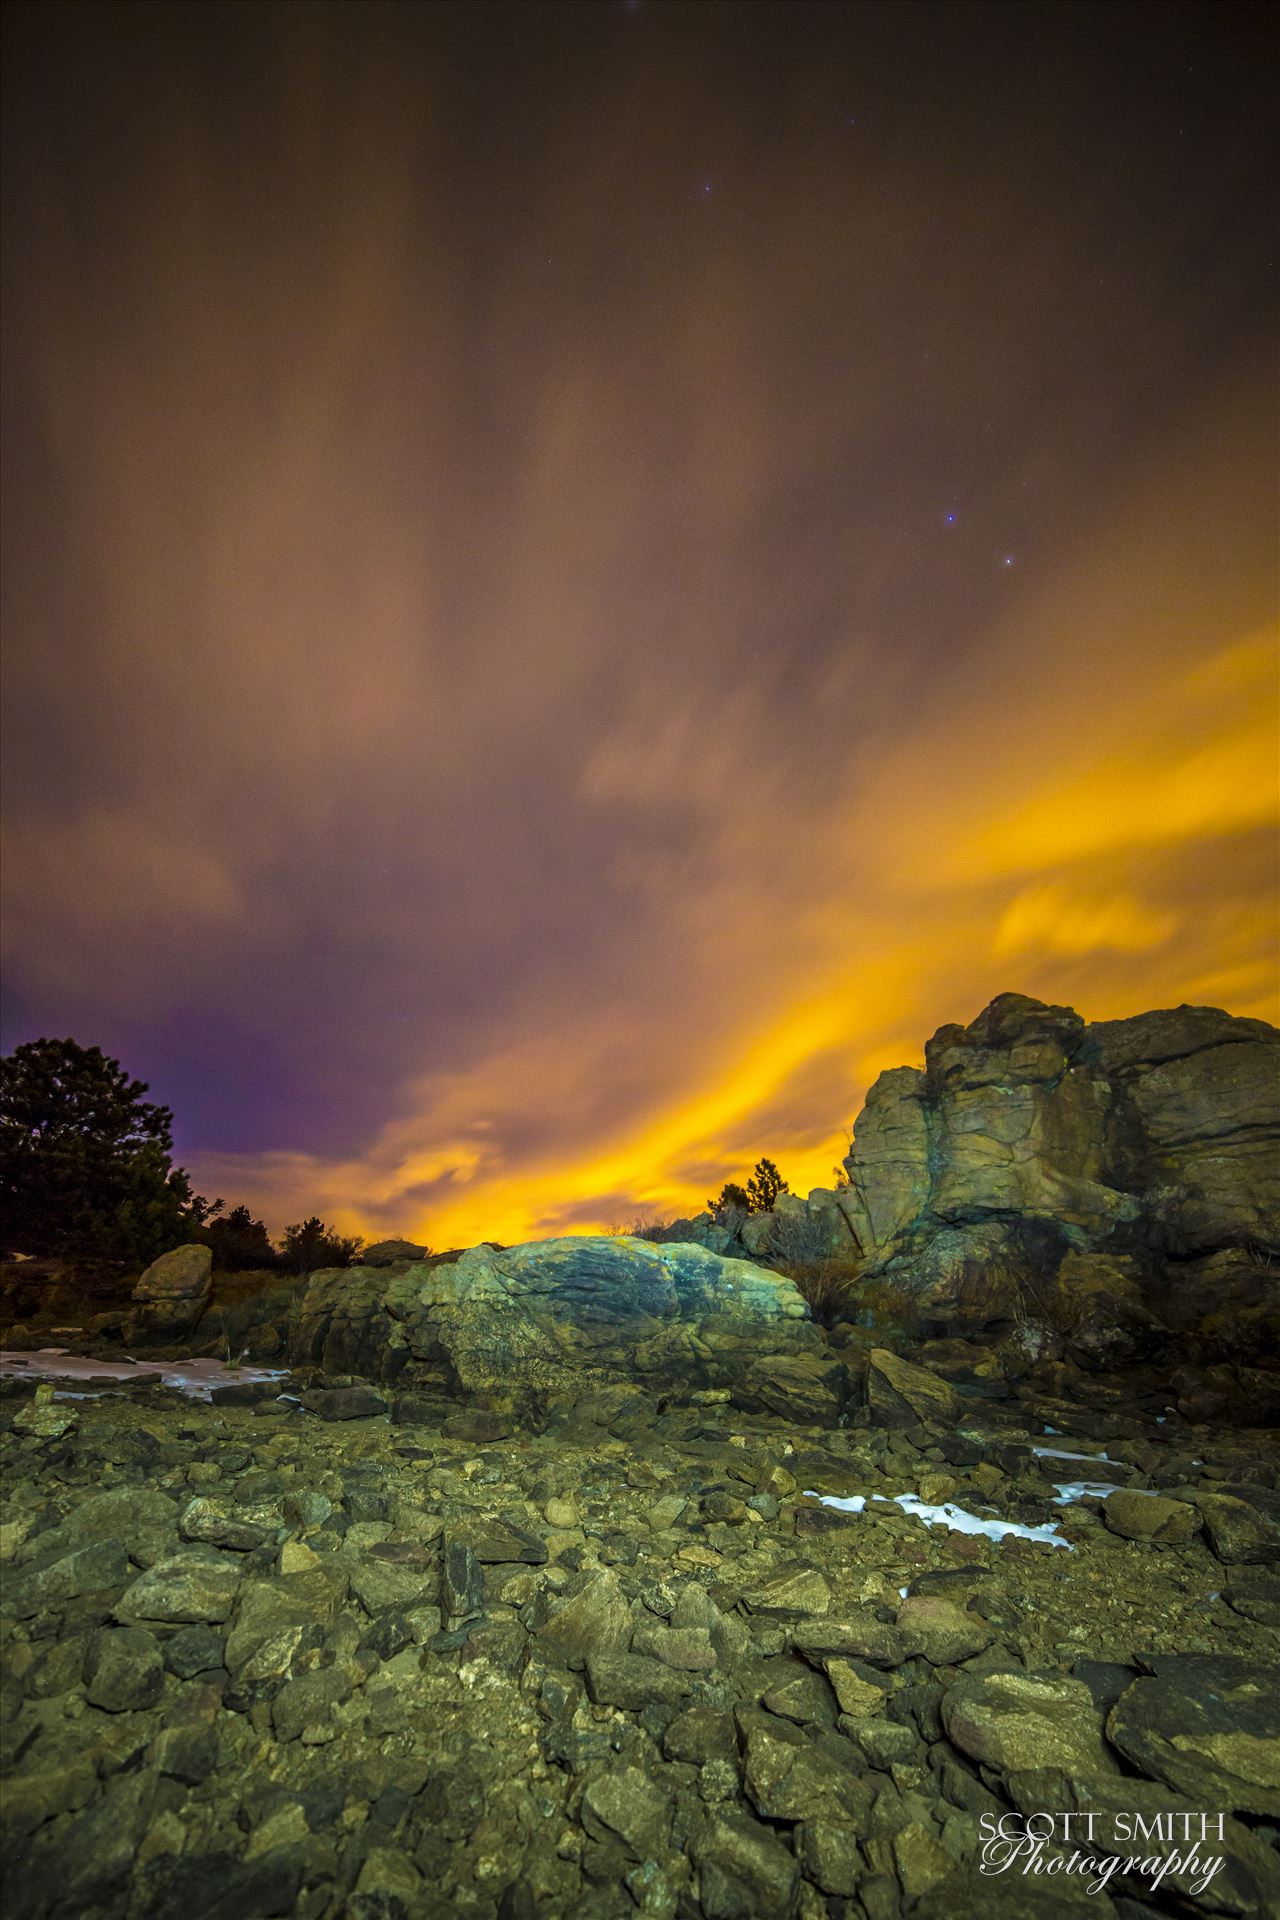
[607,1218,680,1243]
[778,1255,864,1325]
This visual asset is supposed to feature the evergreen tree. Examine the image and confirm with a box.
[206,1203,279,1272]
[706,1158,790,1220]
[0,1037,217,1264]
[705,1180,752,1220]
[279,1215,363,1272]
[746,1157,789,1212]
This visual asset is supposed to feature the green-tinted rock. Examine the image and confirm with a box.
[1107,1655,1280,1816]
[83,1625,164,1711]
[580,1766,671,1858]
[694,1813,801,1919]
[114,1549,242,1625]
[585,1651,692,1710]
[1102,1488,1201,1544]
[942,1670,1115,1776]
[896,1593,995,1664]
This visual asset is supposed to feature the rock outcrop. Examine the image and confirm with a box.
[124,1244,213,1343]
[838,993,1279,1352]
[288,1235,848,1424]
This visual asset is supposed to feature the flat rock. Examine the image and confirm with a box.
[942,1670,1116,1776]
[1107,1655,1280,1816]
[1102,1488,1202,1543]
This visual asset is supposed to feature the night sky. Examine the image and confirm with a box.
[2,0,1277,1248]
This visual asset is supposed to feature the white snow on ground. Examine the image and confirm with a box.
[803,1489,1074,1551]
[0,1349,288,1403]
[1050,1480,1166,1507]
[1032,1446,1114,1463]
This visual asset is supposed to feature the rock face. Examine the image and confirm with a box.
[125,1244,213,1343]
[289,1235,848,1423]
[838,994,1280,1349]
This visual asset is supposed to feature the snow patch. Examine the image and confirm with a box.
[803,1489,1073,1551]
[0,1348,288,1404]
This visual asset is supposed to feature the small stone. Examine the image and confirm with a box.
[244,1801,311,1861]
[179,1497,268,1551]
[580,1767,671,1858]
[646,1495,688,1530]
[895,1594,995,1665]
[163,1624,227,1678]
[442,1534,484,1618]
[280,1540,321,1574]
[791,1617,905,1668]
[800,1819,863,1896]
[6,1538,129,1618]
[694,1813,800,1918]
[544,1497,579,1528]
[13,1384,78,1439]
[1,1758,98,1836]
[742,1723,873,1823]
[702,1492,748,1524]
[1196,1492,1280,1566]
[663,1705,737,1764]
[585,1652,693,1710]
[631,1622,717,1671]
[893,1821,952,1899]
[272,1665,354,1743]
[153,1723,218,1784]
[746,1565,831,1618]
[677,1544,722,1568]
[349,1846,422,1919]
[762,1670,838,1727]
[825,1658,887,1718]
[83,1626,165,1712]
[537,1568,632,1658]
[300,1385,388,1421]
[349,1547,437,1615]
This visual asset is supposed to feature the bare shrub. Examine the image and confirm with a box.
[765,1209,864,1325]
[607,1218,679,1242]
[784,1256,865,1324]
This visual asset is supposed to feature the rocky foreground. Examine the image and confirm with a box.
[2,989,1277,1918]
[2,1344,1278,1920]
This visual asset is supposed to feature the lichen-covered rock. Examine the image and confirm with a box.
[289,1235,846,1421]
[839,993,1279,1355]
[125,1243,212,1342]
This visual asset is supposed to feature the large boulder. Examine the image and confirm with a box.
[358,1238,429,1268]
[838,993,1279,1352]
[289,1236,847,1423]
[125,1244,212,1342]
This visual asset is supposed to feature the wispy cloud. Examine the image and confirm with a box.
[2,5,1275,1246]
